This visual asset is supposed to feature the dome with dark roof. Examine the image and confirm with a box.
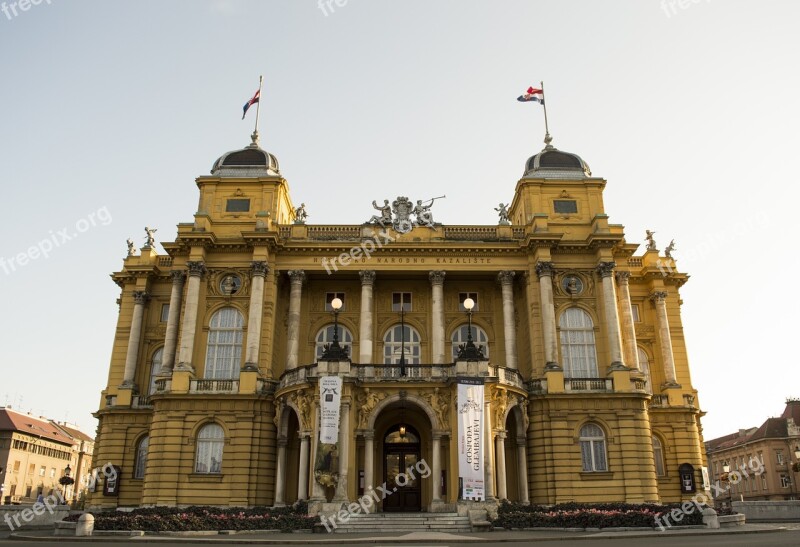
[211,137,280,177]
[523,145,591,179]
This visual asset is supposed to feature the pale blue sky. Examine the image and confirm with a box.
[0,0,797,440]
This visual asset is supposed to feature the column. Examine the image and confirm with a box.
[616,272,640,371]
[244,261,269,371]
[358,271,376,363]
[160,272,184,374]
[334,401,351,501]
[483,400,496,500]
[497,271,518,369]
[285,270,305,370]
[274,436,287,507]
[121,290,149,387]
[535,262,559,368]
[297,433,310,501]
[516,436,530,504]
[363,431,375,493]
[651,291,679,386]
[596,262,625,370]
[431,433,442,503]
[176,261,206,372]
[429,271,446,364]
[495,431,508,500]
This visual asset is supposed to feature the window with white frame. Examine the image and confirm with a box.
[458,292,479,312]
[195,424,224,474]
[579,423,607,472]
[392,292,412,312]
[383,324,421,364]
[148,347,163,395]
[451,324,489,360]
[315,324,354,360]
[637,347,653,394]
[160,304,170,322]
[559,308,598,378]
[781,474,791,488]
[776,451,784,465]
[134,436,149,479]
[653,436,665,477]
[325,292,345,311]
[631,304,640,322]
[204,308,244,379]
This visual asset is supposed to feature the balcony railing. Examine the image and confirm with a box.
[650,394,669,407]
[132,395,153,408]
[189,379,239,393]
[631,379,648,392]
[489,365,524,388]
[154,379,171,393]
[564,378,613,392]
[355,364,451,381]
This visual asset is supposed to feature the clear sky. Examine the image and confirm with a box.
[0,0,797,441]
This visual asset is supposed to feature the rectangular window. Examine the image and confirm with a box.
[225,198,250,212]
[160,304,170,322]
[38,466,45,477]
[761,473,768,489]
[781,474,791,488]
[25,486,32,498]
[28,464,35,475]
[458,292,479,312]
[50,468,56,478]
[392,292,412,312]
[13,460,20,472]
[554,199,578,214]
[325,292,345,311]
[631,304,640,322]
[777,451,784,465]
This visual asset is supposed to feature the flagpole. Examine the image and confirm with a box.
[541,80,553,148]
[253,75,263,143]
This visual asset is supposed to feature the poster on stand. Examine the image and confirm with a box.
[457,378,484,501]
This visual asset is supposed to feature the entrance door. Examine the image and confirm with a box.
[383,426,422,512]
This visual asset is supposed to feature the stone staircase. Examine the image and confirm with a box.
[327,512,473,533]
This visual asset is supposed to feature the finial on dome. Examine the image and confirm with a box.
[544,132,554,150]
[249,130,260,148]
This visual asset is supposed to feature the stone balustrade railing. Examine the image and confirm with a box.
[564,378,613,392]
[189,379,239,393]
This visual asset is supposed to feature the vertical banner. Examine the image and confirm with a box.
[457,378,485,501]
[315,376,343,488]
[319,376,342,443]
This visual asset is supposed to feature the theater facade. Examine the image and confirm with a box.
[87,132,707,513]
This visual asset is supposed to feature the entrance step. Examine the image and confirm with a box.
[325,512,473,533]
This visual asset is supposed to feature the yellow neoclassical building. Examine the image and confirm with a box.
[87,131,707,514]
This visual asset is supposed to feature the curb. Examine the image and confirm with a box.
[7,526,789,543]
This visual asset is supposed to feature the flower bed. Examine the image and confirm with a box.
[64,502,316,533]
[493,501,704,529]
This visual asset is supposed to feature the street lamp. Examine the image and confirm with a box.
[456,297,484,361]
[63,464,72,504]
[320,297,348,360]
[721,462,732,507]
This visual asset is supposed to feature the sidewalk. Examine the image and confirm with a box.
[7,524,790,543]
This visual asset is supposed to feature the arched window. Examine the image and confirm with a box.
[204,308,244,379]
[451,324,489,361]
[559,308,598,378]
[383,325,421,365]
[653,436,665,477]
[315,325,354,360]
[134,436,149,479]
[195,424,224,474]
[638,347,653,394]
[148,348,163,395]
[579,423,607,472]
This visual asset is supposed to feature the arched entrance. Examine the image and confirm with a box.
[382,425,422,512]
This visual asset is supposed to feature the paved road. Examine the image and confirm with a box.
[1,528,799,546]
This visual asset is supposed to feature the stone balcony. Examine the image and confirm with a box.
[189,379,239,394]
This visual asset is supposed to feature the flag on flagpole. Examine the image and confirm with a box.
[242,88,260,119]
[517,86,544,103]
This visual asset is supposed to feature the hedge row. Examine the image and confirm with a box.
[65,502,317,533]
[494,501,705,529]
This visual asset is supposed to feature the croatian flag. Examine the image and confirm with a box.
[517,86,544,103]
[242,88,260,119]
